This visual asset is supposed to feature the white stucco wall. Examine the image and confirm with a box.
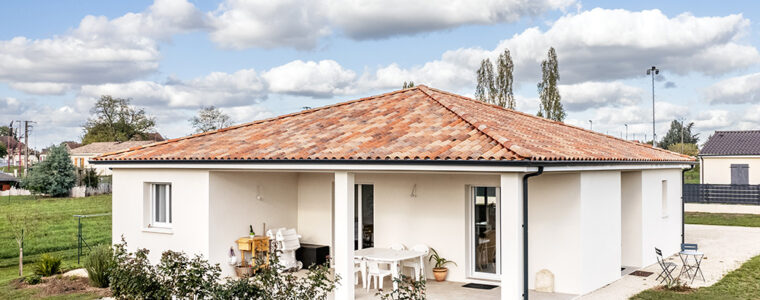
[640,169,683,265]
[621,171,643,267]
[579,171,622,294]
[209,171,299,277]
[528,173,582,293]
[111,168,210,264]
[297,173,334,254]
[701,156,760,184]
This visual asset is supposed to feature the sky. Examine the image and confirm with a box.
[1,0,760,150]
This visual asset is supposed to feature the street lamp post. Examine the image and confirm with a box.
[589,120,593,130]
[646,66,659,147]
[624,124,628,140]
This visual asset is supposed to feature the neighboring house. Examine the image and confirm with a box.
[92,86,694,299]
[71,141,156,175]
[0,172,18,191]
[699,130,760,185]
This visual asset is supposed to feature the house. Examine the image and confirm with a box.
[0,172,18,191]
[92,86,694,299]
[699,130,760,185]
[71,141,156,175]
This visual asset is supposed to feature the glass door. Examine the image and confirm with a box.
[471,186,500,279]
[354,184,374,250]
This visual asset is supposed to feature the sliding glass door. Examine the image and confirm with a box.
[354,184,374,250]
[470,186,500,279]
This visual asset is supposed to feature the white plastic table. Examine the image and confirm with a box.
[354,248,426,290]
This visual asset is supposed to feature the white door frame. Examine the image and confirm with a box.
[467,186,501,281]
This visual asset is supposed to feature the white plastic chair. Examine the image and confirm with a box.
[354,258,366,288]
[366,259,392,291]
[389,243,407,251]
[402,244,429,279]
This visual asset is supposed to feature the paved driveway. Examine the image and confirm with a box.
[581,224,760,299]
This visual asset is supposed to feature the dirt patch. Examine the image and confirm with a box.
[653,284,696,294]
[14,276,111,298]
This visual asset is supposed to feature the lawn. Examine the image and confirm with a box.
[0,194,111,299]
[632,254,760,299]
[685,212,760,227]
[684,164,699,184]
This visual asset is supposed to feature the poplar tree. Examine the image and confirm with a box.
[537,47,565,121]
[475,58,496,104]
[495,49,516,109]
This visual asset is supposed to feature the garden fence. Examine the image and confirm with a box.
[684,183,760,205]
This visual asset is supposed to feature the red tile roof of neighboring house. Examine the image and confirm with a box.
[94,86,694,163]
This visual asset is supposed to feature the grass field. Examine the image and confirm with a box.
[685,212,760,227]
[684,165,699,184]
[632,254,760,299]
[0,194,111,299]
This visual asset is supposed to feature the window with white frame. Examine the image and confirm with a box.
[661,180,668,218]
[150,183,172,227]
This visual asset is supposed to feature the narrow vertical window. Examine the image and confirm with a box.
[661,180,668,218]
[151,183,172,227]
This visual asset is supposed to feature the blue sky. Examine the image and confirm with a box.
[1,0,759,149]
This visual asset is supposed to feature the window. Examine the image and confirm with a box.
[150,183,172,227]
[661,180,668,218]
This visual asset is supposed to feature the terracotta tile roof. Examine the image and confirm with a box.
[71,141,156,156]
[94,86,694,163]
[700,130,760,156]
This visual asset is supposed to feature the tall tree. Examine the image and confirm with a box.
[402,81,415,89]
[537,47,565,121]
[190,106,233,133]
[82,96,156,144]
[494,49,516,109]
[0,125,12,137]
[475,58,496,104]
[658,120,699,149]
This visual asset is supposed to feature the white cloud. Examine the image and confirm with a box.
[702,72,760,104]
[559,81,643,111]
[327,0,575,39]
[79,69,267,108]
[262,60,357,97]
[0,0,204,93]
[694,109,733,131]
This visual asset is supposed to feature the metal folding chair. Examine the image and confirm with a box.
[655,247,677,284]
[681,243,698,251]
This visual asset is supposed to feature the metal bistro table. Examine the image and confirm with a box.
[354,248,426,290]
[678,249,705,283]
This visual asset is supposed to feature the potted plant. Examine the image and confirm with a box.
[428,248,456,282]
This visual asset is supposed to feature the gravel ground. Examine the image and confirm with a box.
[581,224,760,300]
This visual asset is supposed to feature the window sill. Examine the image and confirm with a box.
[142,227,173,234]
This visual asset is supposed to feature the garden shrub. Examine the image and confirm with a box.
[377,274,427,300]
[110,239,169,300]
[34,253,63,276]
[84,244,115,288]
[158,250,221,299]
[24,274,42,285]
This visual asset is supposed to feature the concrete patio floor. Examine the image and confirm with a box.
[351,279,576,300]
[581,224,760,299]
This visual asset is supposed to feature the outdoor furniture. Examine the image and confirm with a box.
[354,258,367,288]
[355,247,426,290]
[296,243,330,269]
[401,244,429,279]
[366,259,393,291]
[655,247,677,284]
[389,243,407,251]
[235,236,270,272]
[678,243,705,283]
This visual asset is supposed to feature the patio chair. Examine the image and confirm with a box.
[366,259,393,291]
[355,258,367,288]
[681,243,698,251]
[389,243,407,251]
[655,247,677,284]
[272,228,303,271]
[402,244,429,280]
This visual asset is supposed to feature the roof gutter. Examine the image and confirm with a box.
[90,158,695,167]
[522,166,543,300]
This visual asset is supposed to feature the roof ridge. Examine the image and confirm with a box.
[420,86,694,160]
[96,87,418,160]
[416,86,527,159]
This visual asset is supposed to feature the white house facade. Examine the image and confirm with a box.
[699,130,760,185]
[93,86,694,299]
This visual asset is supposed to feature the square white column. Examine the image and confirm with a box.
[500,173,524,300]
[334,171,355,299]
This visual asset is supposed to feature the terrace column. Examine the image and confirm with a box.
[334,171,355,299]
[500,173,524,300]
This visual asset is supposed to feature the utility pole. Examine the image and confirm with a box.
[646,66,659,147]
[6,121,11,172]
[24,121,29,176]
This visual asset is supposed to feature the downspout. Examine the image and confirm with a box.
[522,166,544,300]
[681,164,694,245]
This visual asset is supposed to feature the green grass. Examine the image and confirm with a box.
[684,165,699,184]
[0,166,20,174]
[0,195,111,299]
[685,212,760,228]
[632,254,760,299]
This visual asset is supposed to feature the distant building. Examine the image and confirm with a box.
[699,130,760,184]
[70,141,156,175]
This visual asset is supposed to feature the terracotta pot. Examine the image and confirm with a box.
[432,267,448,282]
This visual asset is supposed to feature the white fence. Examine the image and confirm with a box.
[70,183,112,198]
